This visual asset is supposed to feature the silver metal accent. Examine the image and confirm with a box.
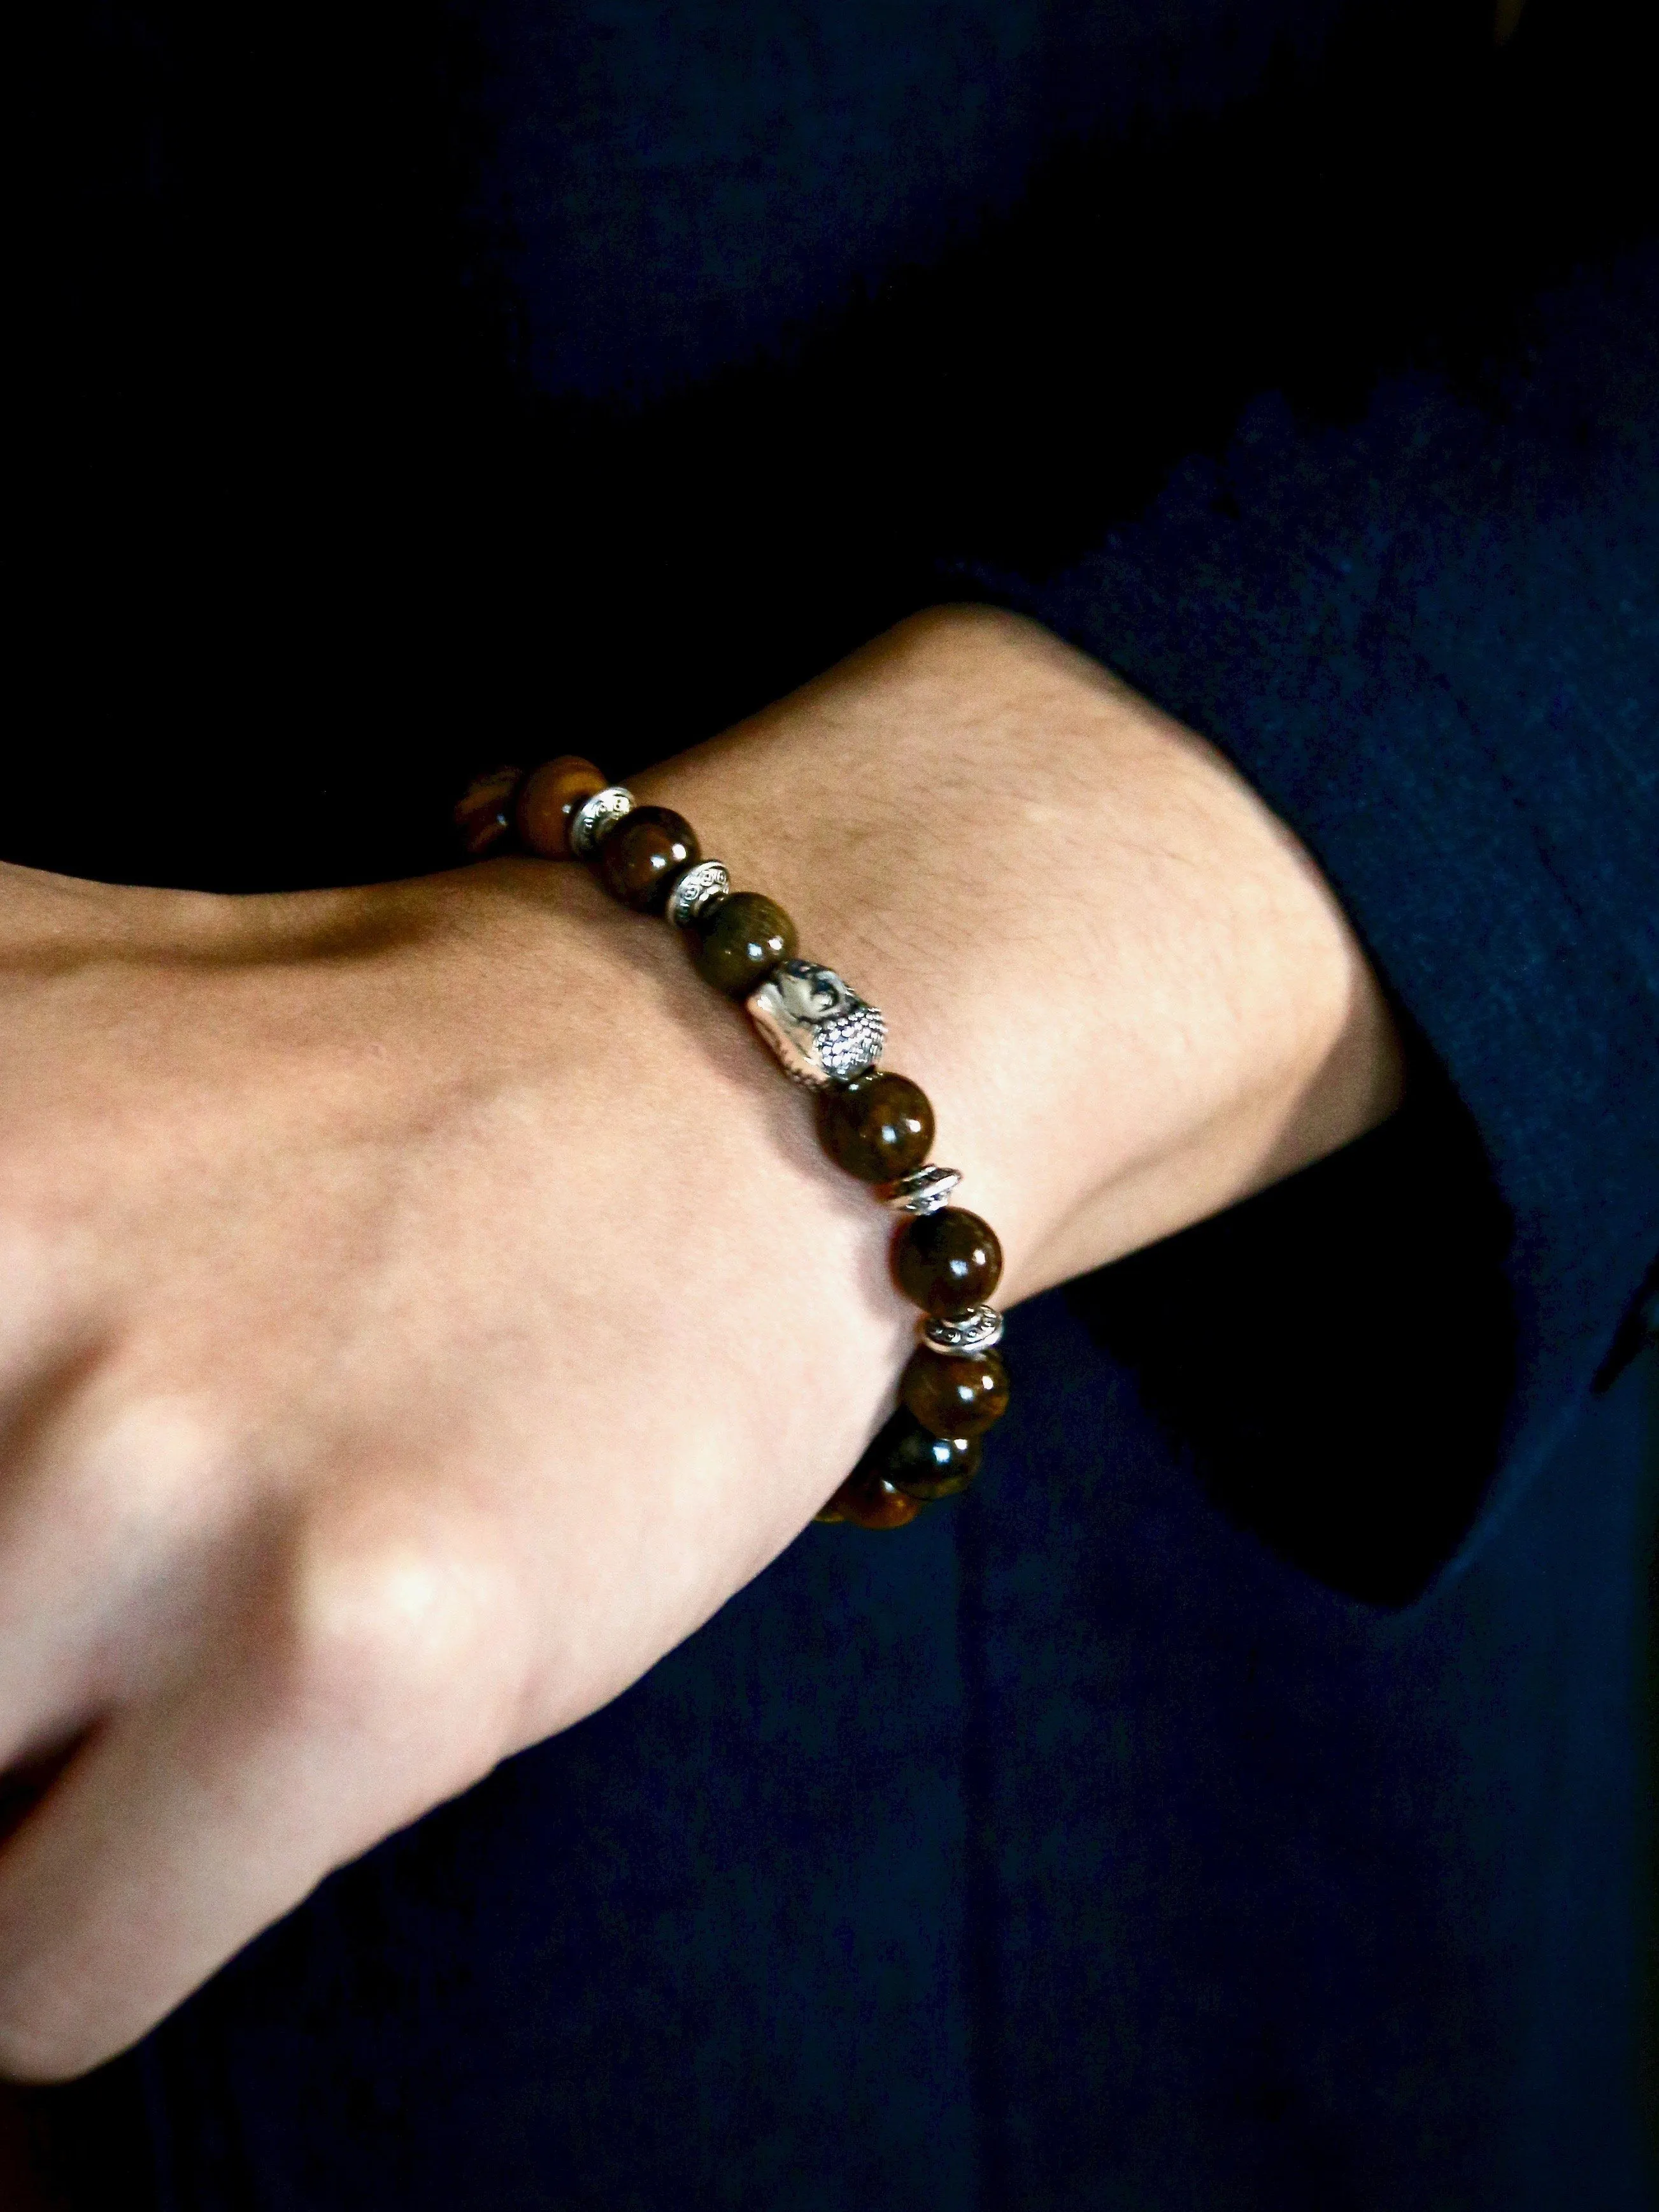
[666,859,730,929]
[746,959,885,1087]
[569,785,635,859]
[883,1164,962,1216]
[921,1306,1004,1357]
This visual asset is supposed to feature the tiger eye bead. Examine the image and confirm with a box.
[455,765,524,855]
[597,806,701,912]
[829,1464,925,1530]
[873,1411,982,1501]
[515,755,608,859]
[815,1072,935,1182]
[688,892,797,996]
[901,1346,1010,1439]
[892,1208,1003,1317]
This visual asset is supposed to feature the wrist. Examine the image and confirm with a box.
[633,606,1402,1301]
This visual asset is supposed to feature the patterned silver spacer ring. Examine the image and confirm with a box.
[667,859,730,929]
[569,785,636,859]
[921,1305,1005,1357]
[883,1164,962,1216]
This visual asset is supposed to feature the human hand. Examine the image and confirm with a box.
[0,609,1400,2078]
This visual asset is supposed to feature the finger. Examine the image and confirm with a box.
[0,1491,526,2081]
[0,1373,229,1770]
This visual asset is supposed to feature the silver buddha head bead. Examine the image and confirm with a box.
[746,959,885,1087]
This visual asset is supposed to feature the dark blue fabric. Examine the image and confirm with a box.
[17,0,1658,2204]
[971,244,1659,1580]
[471,0,1353,402]
[73,1291,1651,2211]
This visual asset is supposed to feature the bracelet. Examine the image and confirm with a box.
[457,756,1011,1530]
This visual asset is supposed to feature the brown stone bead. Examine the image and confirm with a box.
[455,765,524,855]
[901,1346,1010,1439]
[828,1464,925,1531]
[515,755,608,859]
[688,892,797,996]
[892,1208,1003,1317]
[873,1411,982,1501]
[815,1071,935,1183]
[596,806,701,912]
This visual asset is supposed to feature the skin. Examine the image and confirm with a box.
[0,606,1401,2087]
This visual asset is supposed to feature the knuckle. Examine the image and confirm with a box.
[273,1492,522,1746]
[0,1997,103,2087]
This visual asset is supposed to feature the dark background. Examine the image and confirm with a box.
[9,0,1655,891]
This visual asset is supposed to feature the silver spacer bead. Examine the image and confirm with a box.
[569,785,635,859]
[746,959,885,1088]
[883,1164,962,1216]
[921,1305,1005,1357]
[666,859,730,929]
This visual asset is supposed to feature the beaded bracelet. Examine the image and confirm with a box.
[457,756,1011,1530]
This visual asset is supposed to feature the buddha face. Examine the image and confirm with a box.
[774,961,853,1022]
[747,959,886,1087]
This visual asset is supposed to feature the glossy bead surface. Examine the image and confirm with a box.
[688,892,797,996]
[597,806,701,912]
[815,1072,935,1182]
[455,766,523,855]
[516,755,608,859]
[901,1346,1010,1439]
[829,1464,925,1530]
[874,1411,982,1501]
[893,1208,1003,1316]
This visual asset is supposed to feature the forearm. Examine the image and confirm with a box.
[636,604,1404,1304]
